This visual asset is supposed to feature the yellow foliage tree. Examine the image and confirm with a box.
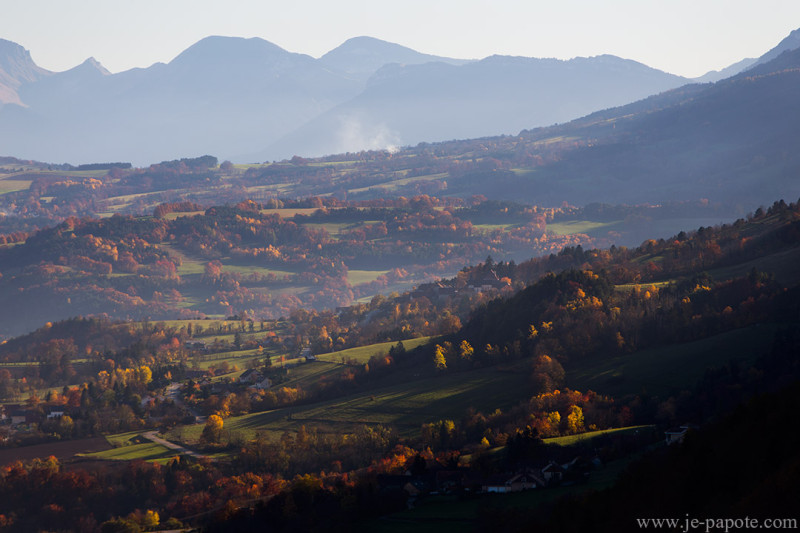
[433,344,447,371]
[202,414,224,444]
[459,340,474,360]
[566,405,585,434]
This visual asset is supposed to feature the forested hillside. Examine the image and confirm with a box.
[0,199,797,532]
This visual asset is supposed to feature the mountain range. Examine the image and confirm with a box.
[418,44,800,210]
[0,32,781,166]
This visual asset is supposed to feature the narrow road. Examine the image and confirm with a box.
[142,431,210,460]
[140,382,210,460]
[166,382,205,423]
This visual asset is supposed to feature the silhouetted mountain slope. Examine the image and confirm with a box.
[450,47,800,208]
[752,27,800,67]
[692,57,757,83]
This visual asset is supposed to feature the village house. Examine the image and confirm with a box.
[239,369,272,390]
[541,461,565,483]
[466,270,511,293]
[9,408,37,426]
[665,425,691,445]
[482,469,545,493]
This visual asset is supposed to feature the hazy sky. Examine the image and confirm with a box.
[2,0,799,77]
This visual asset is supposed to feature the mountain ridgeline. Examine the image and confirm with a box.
[0,34,714,165]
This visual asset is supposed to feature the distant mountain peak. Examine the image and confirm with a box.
[76,57,111,76]
[328,35,420,55]
[169,35,294,67]
[0,38,51,82]
[320,36,469,78]
[0,38,51,105]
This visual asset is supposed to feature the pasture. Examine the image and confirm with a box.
[0,178,32,195]
[708,244,800,286]
[170,361,533,444]
[543,424,654,446]
[82,442,177,464]
[315,336,434,364]
[568,323,778,398]
[346,269,390,286]
[546,220,621,237]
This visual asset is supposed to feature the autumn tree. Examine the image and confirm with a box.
[531,354,565,392]
[433,344,447,371]
[566,405,585,434]
[201,414,224,444]
[459,340,474,361]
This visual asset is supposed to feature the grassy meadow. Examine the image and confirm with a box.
[82,442,178,464]
[314,336,434,364]
[567,323,778,398]
[0,178,33,195]
[169,360,533,444]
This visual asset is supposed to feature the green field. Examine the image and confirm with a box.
[189,348,271,371]
[259,208,320,218]
[158,243,296,279]
[299,222,350,238]
[543,425,654,446]
[169,361,533,444]
[82,442,177,463]
[547,220,622,236]
[346,269,391,286]
[346,172,447,195]
[75,430,180,464]
[157,243,206,275]
[104,430,146,447]
[278,360,345,388]
[568,324,779,398]
[222,263,295,278]
[472,223,521,233]
[315,337,434,364]
[163,210,204,220]
[0,178,32,194]
[708,245,800,286]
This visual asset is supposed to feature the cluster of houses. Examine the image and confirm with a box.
[378,455,598,508]
[0,404,67,434]
[401,271,510,305]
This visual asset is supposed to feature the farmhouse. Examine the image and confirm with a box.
[482,469,545,493]
[467,270,510,293]
[541,461,565,483]
[239,369,272,390]
[665,425,690,445]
